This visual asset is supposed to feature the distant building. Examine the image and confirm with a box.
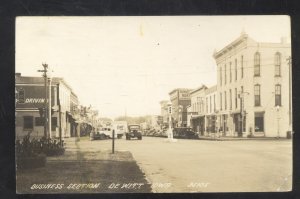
[150,115,163,130]
[204,85,218,135]
[160,100,169,126]
[169,88,193,127]
[15,73,79,139]
[188,85,207,134]
[213,32,291,137]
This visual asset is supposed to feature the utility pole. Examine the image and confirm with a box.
[38,63,48,138]
[48,77,52,138]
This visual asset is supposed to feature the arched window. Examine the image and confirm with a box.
[275,52,281,76]
[254,52,260,76]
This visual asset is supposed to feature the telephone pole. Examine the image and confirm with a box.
[38,63,48,137]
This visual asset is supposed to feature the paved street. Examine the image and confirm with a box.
[74,136,292,192]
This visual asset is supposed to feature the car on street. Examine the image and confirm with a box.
[112,121,128,139]
[90,127,114,140]
[173,127,198,139]
[126,124,142,140]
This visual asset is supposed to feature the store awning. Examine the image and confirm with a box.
[191,115,205,120]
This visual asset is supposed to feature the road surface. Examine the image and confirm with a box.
[74,136,292,192]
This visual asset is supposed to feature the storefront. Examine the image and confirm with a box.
[191,116,205,135]
[16,74,79,139]
[205,115,217,134]
[254,112,265,135]
[15,82,57,139]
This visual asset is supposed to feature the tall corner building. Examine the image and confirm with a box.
[213,32,291,137]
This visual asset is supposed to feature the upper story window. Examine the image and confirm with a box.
[224,64,227,85]
[210,96,212,113]
[241,55,244,78]
[254,52,261,76]
[220,66,222,86]
[220,93,222,110]
[229,62,232,83]
[206,97,208,113]
[275,52,281,77]
[254,84,261,106]
[224,91,227,110]
[235,59,237,81]
[235,88,237,109]
[214,94,216,112]
[229,89,232,110]
[275,84,281,106]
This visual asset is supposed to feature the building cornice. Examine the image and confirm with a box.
[213,33,249,60]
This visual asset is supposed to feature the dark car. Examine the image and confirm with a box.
[126,125,142,140]
[173,127,198,139]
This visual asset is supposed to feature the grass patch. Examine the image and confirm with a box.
[16,151,151,193]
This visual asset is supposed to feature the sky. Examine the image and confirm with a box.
[16,16,291,118]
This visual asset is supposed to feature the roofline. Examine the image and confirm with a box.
[213,32,250,59]
[190,85,208,94]
[169,88,193,95]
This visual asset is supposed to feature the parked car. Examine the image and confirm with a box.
[90,127,114,140]
[173,127,198,139]
[126,125,142,140]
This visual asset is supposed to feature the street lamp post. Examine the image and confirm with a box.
[166,102,177,142]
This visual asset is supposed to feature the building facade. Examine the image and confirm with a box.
[15,73,79,139]
[169,88,192,127]
[204,85,218,135]
[188,85,207,135]
[213,32,291,137]
[160,100,169,127]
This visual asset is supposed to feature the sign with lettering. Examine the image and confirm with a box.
[179,90,191,100]
[16,85,56,109]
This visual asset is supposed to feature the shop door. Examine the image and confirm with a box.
[255,112,264,132]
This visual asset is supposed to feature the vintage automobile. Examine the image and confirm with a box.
[126,124,142,140]
[172,127,198,139]
[90,127,113,140]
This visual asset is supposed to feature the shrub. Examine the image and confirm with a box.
[16,132,47,169]
[16,132,65,157]
[39,137,65,156]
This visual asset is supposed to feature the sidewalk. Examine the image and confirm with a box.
[198,135,292,141]
[16,138,152,193]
